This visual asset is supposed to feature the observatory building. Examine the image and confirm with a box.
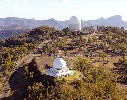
[69,16,81,31]
[46,57,73,77]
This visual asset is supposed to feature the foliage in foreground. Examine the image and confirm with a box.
[21,58,126,100]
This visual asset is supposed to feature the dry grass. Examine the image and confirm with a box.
[92,55,122,68]
[35,56,54,67]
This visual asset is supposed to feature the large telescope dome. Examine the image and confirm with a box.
[69,16,80,24]
[53,58,67,69]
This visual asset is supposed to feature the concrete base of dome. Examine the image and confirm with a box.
[55,70,81,81]
[46,67,73,77]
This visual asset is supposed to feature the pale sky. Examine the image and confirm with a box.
[0,0,127,21]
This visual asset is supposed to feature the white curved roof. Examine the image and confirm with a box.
[53,58,67,69]
[69,16,80,24]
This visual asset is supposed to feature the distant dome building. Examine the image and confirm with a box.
[69,16,81,31]
[46,58,73,77]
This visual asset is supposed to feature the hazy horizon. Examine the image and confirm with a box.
[0,15,126,22]
[0,0,127,21]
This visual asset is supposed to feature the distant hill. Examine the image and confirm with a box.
[0,17,68,30]
[82,15,127,29]
[0,15,127,39]
[0,15,127,30]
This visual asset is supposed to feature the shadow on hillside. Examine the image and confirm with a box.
[104,50,124,57]
[113,60,127,85]
[2,59,55,100]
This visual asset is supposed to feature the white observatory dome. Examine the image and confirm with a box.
[69,16,81,31]
[53,58,67,69]
[69,16,80,24]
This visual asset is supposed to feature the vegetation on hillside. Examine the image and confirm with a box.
[0,25,127,99]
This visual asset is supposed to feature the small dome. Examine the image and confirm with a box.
[53,58,66,69]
